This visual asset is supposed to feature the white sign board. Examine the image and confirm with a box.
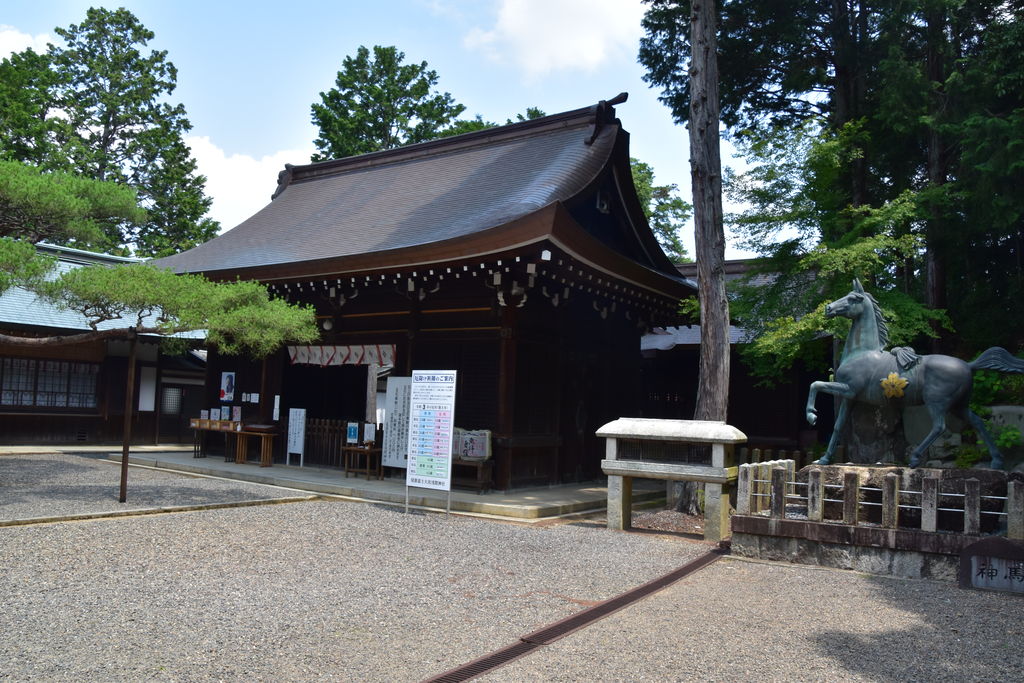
[405,370,456,491]
[287,408,306,466]
[383,377,411,468]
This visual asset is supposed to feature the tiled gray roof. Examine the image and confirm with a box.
[0,245,144,333]
[153,110,617,276]
[0,244,199,338]
[641,325,750,351]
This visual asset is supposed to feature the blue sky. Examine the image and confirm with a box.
[3,0,753,258]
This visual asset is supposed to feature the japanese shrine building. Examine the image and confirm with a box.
[155,96,694,489]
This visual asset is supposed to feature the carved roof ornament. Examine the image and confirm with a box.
[585,92,628,146]
[271,163,295,201]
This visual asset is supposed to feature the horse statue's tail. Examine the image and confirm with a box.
[968,347,1024,373]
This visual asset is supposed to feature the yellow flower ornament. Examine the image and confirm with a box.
[881,372,909,398]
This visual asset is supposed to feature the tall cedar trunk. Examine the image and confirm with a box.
[828,0,867,242]
[690,0,729,423]
[673,0,729,515]
[925,8,948,352]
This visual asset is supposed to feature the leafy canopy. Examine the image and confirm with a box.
[640,0,1024,381]
[312,46,555,159]
[0,7,218,256]
[312,45,466,160]
[630,158,692,262]
[36,262,318,357]
[0,160,318,357]
[0,160,145,246]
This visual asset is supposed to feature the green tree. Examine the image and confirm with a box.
[0,160,144,246]
[640,0,1024,380]
[630,158,691,262]
[0,162,318,500]
[438,106,548,138]
[311,45,466,160]
[0,7,218,256]
[0,160,317,351]
[0,49,68,169]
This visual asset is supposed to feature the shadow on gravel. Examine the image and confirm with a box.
[0,454,289,521]
[810,574,1021,681]
[4,482,279,508]
[0,457,93,484]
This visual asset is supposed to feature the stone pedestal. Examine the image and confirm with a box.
[607,474,633,531]
[703,481,733,542]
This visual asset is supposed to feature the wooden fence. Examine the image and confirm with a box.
[736,462,1024,540]
[303,418,347,469]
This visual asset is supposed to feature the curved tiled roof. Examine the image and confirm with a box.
[155,109,618,278]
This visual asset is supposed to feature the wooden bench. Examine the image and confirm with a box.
[451,457,493,493]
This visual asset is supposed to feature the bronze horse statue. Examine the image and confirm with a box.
[806,279,1024,468]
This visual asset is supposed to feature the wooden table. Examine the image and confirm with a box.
[343,445,383,480]
[234,430,277,467]
[190,419,240,459]
[191,420,277,466]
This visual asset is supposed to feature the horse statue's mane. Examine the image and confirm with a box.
[862,289,889,347]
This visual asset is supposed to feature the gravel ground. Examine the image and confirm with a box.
[0,454,304,521]
[483,558,1024,682]
[0,491,705,681]
[3,454,1021,682]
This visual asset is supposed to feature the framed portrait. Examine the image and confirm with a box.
[220,372,235,402]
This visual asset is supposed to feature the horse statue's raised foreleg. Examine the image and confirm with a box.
[806,380,856,465]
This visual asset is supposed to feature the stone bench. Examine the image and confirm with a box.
[598,418,747,542]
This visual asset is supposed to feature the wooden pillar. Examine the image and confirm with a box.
[118,332,138,503]
[365,362,378,424]
[496,306,517,490]
[152,349,162,445]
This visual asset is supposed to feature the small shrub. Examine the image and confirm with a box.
[995,424,1022,451]
[955,444,985,469]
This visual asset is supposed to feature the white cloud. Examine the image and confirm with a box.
[0,25,56,56]
[464,0,645,80]
[186,136,314,232]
